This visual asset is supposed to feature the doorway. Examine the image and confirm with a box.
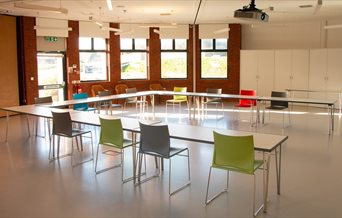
[37,52,66,101]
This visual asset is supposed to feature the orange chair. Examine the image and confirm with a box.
[115,84,128,94]
[91,85,106,97]
[114,84,128,106]
[234,89,257,124]
[149,83,166,104]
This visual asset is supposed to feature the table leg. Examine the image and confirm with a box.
[150,94,155,119]
[263,152,271,212]
[132,131,137,184]
[5,111,9,142]
[276,145,282,195]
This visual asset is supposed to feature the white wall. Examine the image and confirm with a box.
[241,19,342,49]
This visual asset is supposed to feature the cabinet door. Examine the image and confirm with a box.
[326,48,342,102]
[309,49,327,99]
[240,50,258,91]
[257,50,274,96]
[292,50,309,98]
[274,50,291,92]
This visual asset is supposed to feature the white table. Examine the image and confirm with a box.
[258,96,336,134]
[163,122,288,212]
[1,104,288,212]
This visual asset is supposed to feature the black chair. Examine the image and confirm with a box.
[202,88,224,117]
[51,111,94,166]
[137,122,191,196]
[97,90,122,115]
[34,96,53,138]
[265,91,290,126]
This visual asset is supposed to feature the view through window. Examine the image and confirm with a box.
[161,39,187,79]
[201,38,227,79]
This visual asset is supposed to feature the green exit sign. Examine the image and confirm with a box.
[44,36,58,42]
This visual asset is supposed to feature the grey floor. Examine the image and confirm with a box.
[1,103,342,218]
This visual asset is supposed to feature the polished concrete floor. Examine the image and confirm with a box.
[1,103,342,217]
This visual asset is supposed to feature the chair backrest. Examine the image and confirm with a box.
[91,85,106,97]
[52,111,72,136]
[99,118,124,148]
[73,93,89,110]
[34,96,53,104]
[206,88,222,102]
[213,131,255,174]
[239,89,256,106]
[139,122,170,157]
[149,83,164,90]
[173,87,187,101]
[115,84,128,94]
[98,90,111,97]
[270,91,288,108]
[126,87,138,102]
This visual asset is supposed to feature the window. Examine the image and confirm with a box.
[161,39,187,79]
[120,38,147,80]
[79,37,108,81]
[200,38,227,79]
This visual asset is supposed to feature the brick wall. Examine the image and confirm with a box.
[195,24,241,97]
[19,18,241,102]
[21,16,38,105]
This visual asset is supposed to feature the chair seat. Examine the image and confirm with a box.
[203,98,222,104]
[101,138,136,149]
[166,99,187,103]
[266,105,287,110]
[55,129,91,138]
[234,103,252,108]
[75,107,97,112]
[141,146,187,159]
[212,159,263,175]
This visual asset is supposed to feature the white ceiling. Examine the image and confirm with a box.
[1,0,342,25]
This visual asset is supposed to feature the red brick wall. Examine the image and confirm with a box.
[195,24,241,97]
[22,16,38,105]
[66,20,80,99]
[20,19,241,101]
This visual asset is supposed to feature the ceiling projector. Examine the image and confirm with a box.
[234,0,269,22]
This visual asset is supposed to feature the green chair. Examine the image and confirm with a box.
[205,132,265,217]
[95,117,142,183]
[166,87,188,114]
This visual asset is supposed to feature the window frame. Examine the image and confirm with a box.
[79,37,109,82]
[120,38,148,80]
[200,38,228,79]
[160,39,188,79]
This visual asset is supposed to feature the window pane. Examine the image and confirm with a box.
[121,52,147,79]
[80,52,107,81]
[161,52,187,79]
[79,37,91,50]
[216,38,227,50]
[201,52,227,78]
[175,39,187,50]
[135,38,146,50]
[94,37,106,50]
[201,39,213,50]
[120,38,132,50]
[161,39,173,50]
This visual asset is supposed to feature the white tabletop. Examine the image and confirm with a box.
[259,96,336,105]
[166,123,288,152]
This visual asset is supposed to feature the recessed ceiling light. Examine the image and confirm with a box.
[116,5,125,8]
[160,13,171,16]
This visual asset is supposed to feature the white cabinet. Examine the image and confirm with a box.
[309,49,327,99]
[240,50,274,96]
[309,48,342,101]
[274,50,309,98]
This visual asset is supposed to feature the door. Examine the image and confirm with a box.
[37,53,66,101]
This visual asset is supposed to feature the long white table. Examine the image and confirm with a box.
[257,96,336,134]
[1,104,288,212]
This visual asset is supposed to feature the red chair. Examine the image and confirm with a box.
[235,90,256,108]
[234,89,257,124]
